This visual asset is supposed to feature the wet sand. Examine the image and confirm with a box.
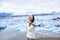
[0,31,60,40]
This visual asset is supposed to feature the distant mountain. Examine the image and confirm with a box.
[32,13,54,16]
[0,12,12,17]
[24,11,60,16]
[0,11,60,17]
[50,11,60,15]
[12,11,60,17]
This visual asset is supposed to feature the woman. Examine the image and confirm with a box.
[26,15,40,40]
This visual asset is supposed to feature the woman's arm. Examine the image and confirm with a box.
[26,23,29,30]
[32,23,44,27]
[33,24,41,27]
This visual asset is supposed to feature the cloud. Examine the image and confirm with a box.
[0,0,60,15]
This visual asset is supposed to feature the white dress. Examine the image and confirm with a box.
[26,23,35,39]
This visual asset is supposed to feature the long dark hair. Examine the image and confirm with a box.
[31,15,34,23]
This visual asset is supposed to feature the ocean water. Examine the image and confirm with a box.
[0,14,60,34]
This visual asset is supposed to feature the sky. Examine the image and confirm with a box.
[0,0,60,15]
